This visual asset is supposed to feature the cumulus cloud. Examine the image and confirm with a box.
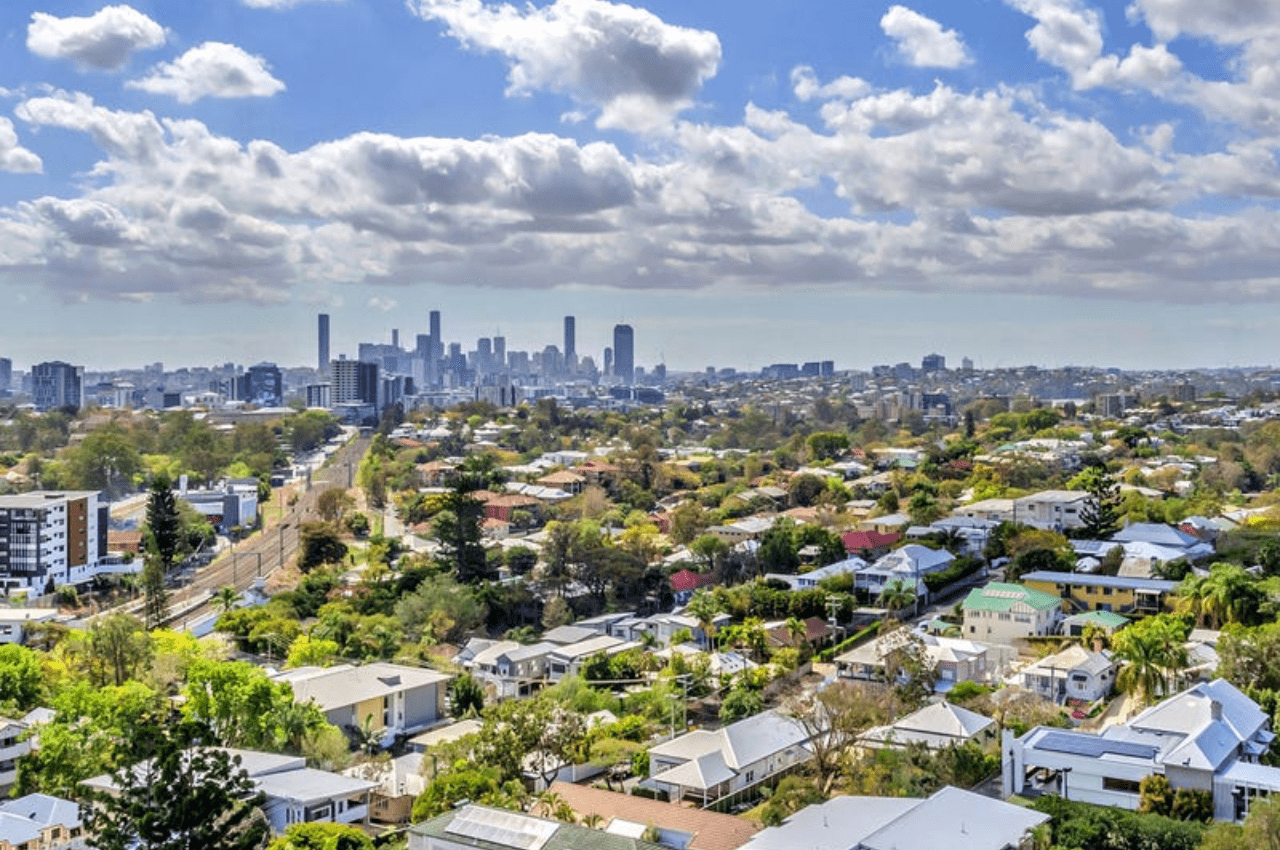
[1128,0,1280,44]
[128,42,286,103]
[880,6,971,68]
[407,0,721,133]
[27,5,165,71]
[0,118,42,174]
[791,66,871,102]
[242,0,344,7]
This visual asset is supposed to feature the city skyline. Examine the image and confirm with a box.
[3,2,1280,370]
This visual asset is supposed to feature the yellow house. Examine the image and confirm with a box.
[1019,571,1178,617]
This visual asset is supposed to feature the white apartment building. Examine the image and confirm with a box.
[0,491,107,595]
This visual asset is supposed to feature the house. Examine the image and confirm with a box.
[1019,572,1178,617]
[961,583,1062,644]
[409,804,666,850]
[540,625,599,646]
[536,470,585,495]
[1012,490,1088,531]
[0,794,83,850]
[907,517,999,558]
[855,545,954,600]
[84,748,376,834]
[0,709,50,794]
[271,663,452,749]
[762,616,836,651]
[347,751,428,824]
[792,557,868,590]
[646,710,811,806]
[835,630,998,692]
[1018,644,1117,704]
[1062,610,1129,637]
[859,701,996,751]
[670,569,716,604]
[1003,678,1280,821]
[841,530,901,559]
[547,781,761,850]
[954,497,1016,524]
[546,636,639,681]
[738,786,1049,850]
[0,609,59,646]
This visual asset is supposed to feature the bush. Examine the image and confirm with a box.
[922,557,983,592]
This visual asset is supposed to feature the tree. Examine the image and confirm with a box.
[434,458,498,584]
[145,473,183,572]
[1075,464,1121,539]
[0,644,44,709]
[297,522,347,573]
[266,823,372,850]
[685,589,723,651]
[83,717,270,850]
[758,521,800,574]
[719,685,762,723]
[212,586,240,615]
[807,432,850,462]
[86,613,153,688]
[452,674,485,717]
[141,556,169,629]
[316,488,355,523]
[1112,614,1189,703]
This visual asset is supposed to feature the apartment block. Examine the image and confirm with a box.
[0,491,107,594]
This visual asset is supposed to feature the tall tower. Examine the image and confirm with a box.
[317,314,330,374]
[429,310,442,359]
[563,316,576,361]
[612,324,634,385]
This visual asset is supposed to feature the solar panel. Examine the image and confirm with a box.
[446,806,558,850]
[1037,731,1158,761]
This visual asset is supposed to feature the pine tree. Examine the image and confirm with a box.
[1078,465,1120,539]
[83,717,270,850]
[145,473,183,572]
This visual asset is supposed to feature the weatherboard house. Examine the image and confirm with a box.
[1003,678,1280,821]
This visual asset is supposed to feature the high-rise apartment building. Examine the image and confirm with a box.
[31,361,83,412]
[429,310,443,359]
[0,490,107,593]
[331,359,379,405]
[0,358,10,397]
[240,362,284,406]
[317,314,330,373]
[922,353,946,373]
[612,324,634,385]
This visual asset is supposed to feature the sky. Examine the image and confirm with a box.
[2,0,1280,374]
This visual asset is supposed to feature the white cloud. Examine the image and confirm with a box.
[407,0,721,133]
[791,66,872,102]
[368,296,399,311]
[1127,0,1280,44]
[0,118,41,174]
[880,6,971,69]
[27,5,165,71]
[128,42,286,103]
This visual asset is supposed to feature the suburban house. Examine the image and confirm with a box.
[841,530,900,559]
[1012,490,1088,531]
[536,470,585,495]
[1018,644,1117,704]
[1003,678,1280,821]
[272,663,452,749]
[1019,572,1178,616]
[546,636,640,681]
[670,569,717,604]
[859,701,996,751]
[791,556,868,590]
[547,781,761,850]
[85,748,376,834]
[0,794,83,850]
[738,786,1049,850]
[646,710,811,806]
[1062,610,1129,637]
[461,640,558,699]
[962,582,1062,644]
[906,517,999,557]
[855,545,954,600]
[409,804,665,850]
[835,630,1004,692]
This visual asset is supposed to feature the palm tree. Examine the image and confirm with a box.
[685,589,722,651]
[212,585,240,615]
[785,616,808,649]
[878,579,916,623]
[1112,615,1189,704]
[1203,564,1264,628]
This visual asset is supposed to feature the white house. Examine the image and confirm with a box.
[855,545,954,599]
[1018,644,1117,704]
[646,711,811,806]
[961,582,1062,645]
[859,701,996,751]
[1004,678,1280,822]
[836,630,998,693]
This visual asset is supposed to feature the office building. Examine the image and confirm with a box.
[429,310,442,359]
[0,358,10,396]
[0,490,108,594]
[317,314,330,374]
[331,359,379,405]
[564,316,576,361]
[30,361,83,412]
[612,324,634,385]
[492,336,506,371]
[922,353,946,373]
[603,347,612,378]
[240,362,284,406]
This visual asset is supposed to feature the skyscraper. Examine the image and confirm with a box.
[563,316,576,361]
[0,358,10,396]
[429,310,442,359]
[317,314,330,373]
[31,361,83,411]
[331,359,379,405]
[612,324,634,385]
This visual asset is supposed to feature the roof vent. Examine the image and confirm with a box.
[1211,699,1223,721]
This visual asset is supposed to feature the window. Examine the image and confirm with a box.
[1103,777,1141,794]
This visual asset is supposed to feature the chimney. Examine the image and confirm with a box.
[1211,699,1223,721]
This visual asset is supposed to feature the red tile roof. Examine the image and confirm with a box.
[549,782,758,850]
[669,568,715,593]
[841,529,901,552]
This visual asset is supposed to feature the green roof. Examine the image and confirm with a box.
[1065,610,1129,628]
[963,582,1061,612]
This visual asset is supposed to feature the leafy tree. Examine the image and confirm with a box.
[412,766,506,822]
[0,644,44,709]
[452,674,485,717]
[297,522,348,573]
[64,425,142,499]
[83,717,270,850]
[1112,614,1189,703]
[758,521,800,574]
[316,488,355,523]
[1138,774,1173,816]
[718,685,762,723]
[266,823,373,850]
[806,432,850,462]
[284,635,340,669]
[86,613,153,688]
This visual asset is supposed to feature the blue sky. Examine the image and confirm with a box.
[3,0,1280,373]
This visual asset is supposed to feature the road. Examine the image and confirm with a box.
[153,433,371,629]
